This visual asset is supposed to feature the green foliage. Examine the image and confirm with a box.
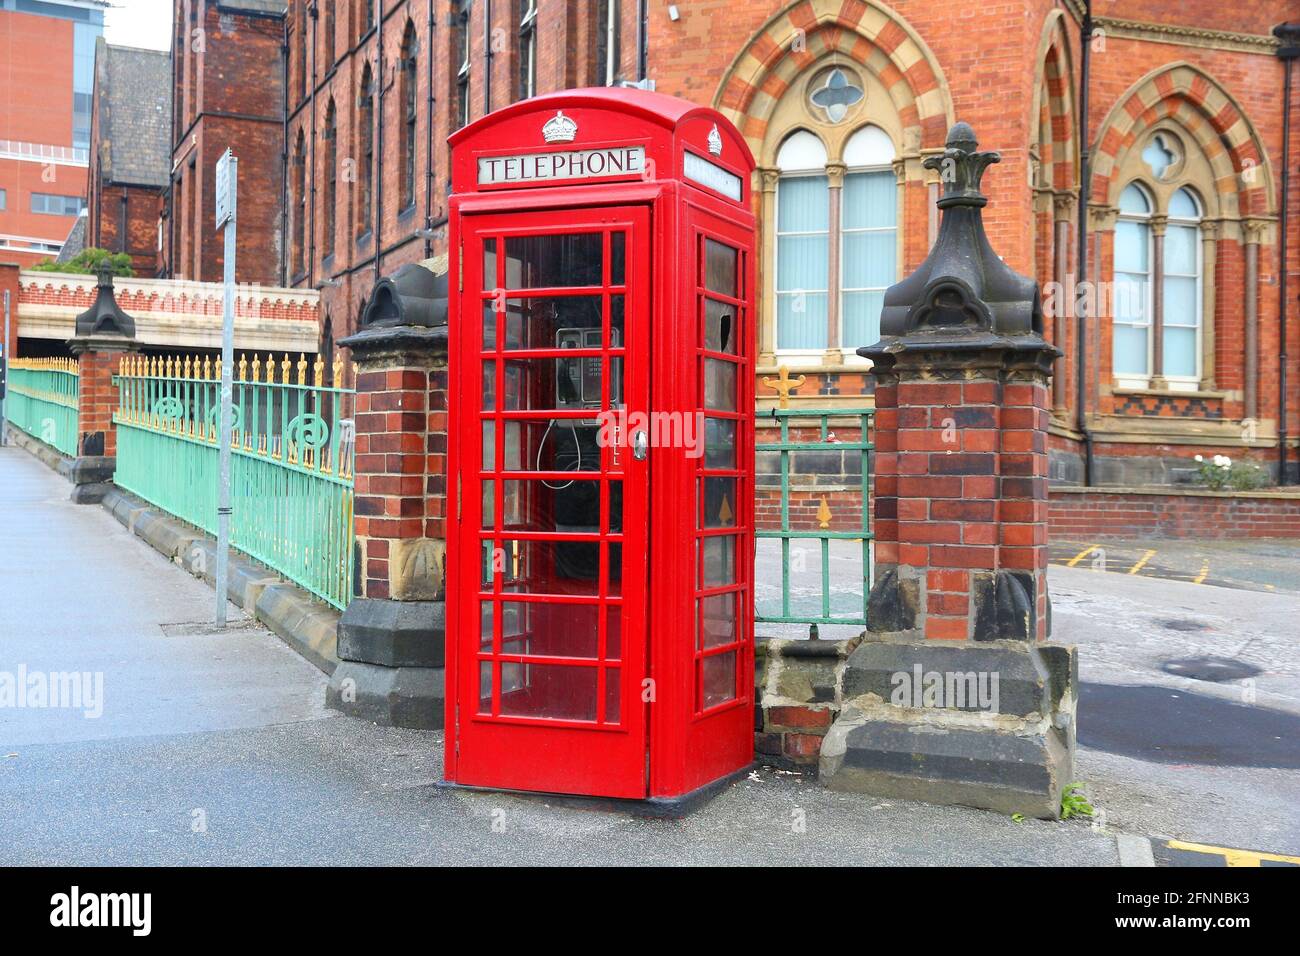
[1060,783,1095,820]
[1011,813,1025,824]
[30,247,134,278]
[1194,454,1269,491]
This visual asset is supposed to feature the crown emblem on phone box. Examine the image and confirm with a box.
[707,124,723,156]
[542,110,578,143]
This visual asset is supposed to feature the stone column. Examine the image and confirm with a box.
[1051,192,1075,416]
[1243,219,1267,421]
[757,168,779,367]
[820,123,1077,819]
[1200,221,1219,391]
[327,262,449,729]
[1149,215,1168,390]
[65,266,138,503]
[823,162,846,365]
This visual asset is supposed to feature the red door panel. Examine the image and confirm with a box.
[452,205,651,799]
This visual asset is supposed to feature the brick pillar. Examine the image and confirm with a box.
[0,262,19,364]
[327,262,449,729]
[821,122,1076,819]
[65,267,138,503]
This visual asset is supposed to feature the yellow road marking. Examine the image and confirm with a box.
[1167,839,1300,867]
[1066,544,1100,568]
[1193,562,1210,585]
[1127,549,1157,575]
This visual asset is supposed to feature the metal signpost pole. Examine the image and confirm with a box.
[1,289,9,446]
[215,149,238,626]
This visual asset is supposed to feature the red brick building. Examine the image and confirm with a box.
[85,38,172,276]
[164,0,286,285]
[167,0,1300,484]
[0,0,104,266]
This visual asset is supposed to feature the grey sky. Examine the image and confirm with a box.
[104,0,173,53]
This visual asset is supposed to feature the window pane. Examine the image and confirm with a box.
[701,477,737,528]
[1113,274,1148,325]
[701,536,737,587]
[842,290,884,346]
[776,234,829,293]
[504,233,603,288]
[499,601,600,659]
[777,291,828,349]
[1164,224,1197,275]
[1169,188,1199,219]
[610,231,625,285]
[1115,220,1149,272]
[1164,275,1198,328]
[704,417,736,469]
[704,358,737,411]
[704,238,737,296]
[499,295,605,350]
[843,170,895,229]
[500,478,605,534]
[777,175,829,231]
[604,667,621,723]
[498,662,598,721]
[493,538,605,597]
[701,592,737,650]
[1113,325,1149,376]
[1164,326,1197,378]
[704,298,736,353]
[702,651,737,708]
[482,237,497,290]
[1119,184,1149,214]
[842,231,895,289]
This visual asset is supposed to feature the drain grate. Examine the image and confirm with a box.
[1160,656,1262,683]
[159,621,262,637]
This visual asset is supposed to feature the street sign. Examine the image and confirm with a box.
[215,149,237,229]
[215,149,237,626]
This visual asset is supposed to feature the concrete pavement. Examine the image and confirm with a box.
[2,444,1297,864]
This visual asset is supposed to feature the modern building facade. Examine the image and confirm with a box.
[163,0,1300,484]
[0,0,104,265]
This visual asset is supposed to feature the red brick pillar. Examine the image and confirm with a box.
[65,267,138,503]
[870,357,1050,643]
[327,262,449,729]
[0,262,19,365]
[821,123,1075,819]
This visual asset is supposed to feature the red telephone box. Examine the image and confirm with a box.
[444,88,757,808]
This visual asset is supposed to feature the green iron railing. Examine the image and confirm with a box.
[755,406,874,630]
[113,353,356,609]
[6,358,80,457]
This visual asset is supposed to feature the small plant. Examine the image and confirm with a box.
[30,247,134,278]
[1010,813,1025,824]
[1193,454,1269,492]
[1060,783,1095,820]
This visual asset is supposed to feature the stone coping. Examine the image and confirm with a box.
[1050,484,1300,501]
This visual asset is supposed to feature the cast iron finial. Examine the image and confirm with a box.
[73,263,135,339]
[923,120,1000,209]
[859,121,1050,359]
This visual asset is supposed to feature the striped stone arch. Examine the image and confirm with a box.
[1091,62,1275,218]
[712,0,954,157]
[1030,10,1077,191]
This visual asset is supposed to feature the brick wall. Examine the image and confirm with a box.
[1049,488,1300,539]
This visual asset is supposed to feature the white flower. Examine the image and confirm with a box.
[1194,454,1203,462]
[1214,455,1232,468]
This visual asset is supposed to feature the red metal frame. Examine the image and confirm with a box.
[445,89,756,802]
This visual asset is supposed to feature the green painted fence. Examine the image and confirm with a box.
[113,353,356,609]
[5,358,80,457]
[755,406,874,630]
